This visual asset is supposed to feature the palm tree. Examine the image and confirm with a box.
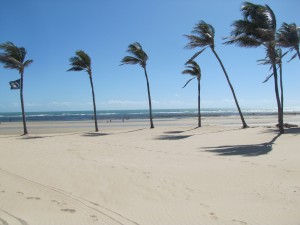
[67,50,99,132]
[182,61,202,127]
[121,42,154,129]
[277,23,300,61]
[185,21,248,128]
[0,42,33,135]
[224,2,284,133]
[260,48,287,126]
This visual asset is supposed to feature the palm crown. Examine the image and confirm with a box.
[67,50,92,74]
[182,60,201,88]
[0,41,33,73]
[120,42,148,68]
[185,21,215,49]
[225,2,276,47]
[184,21,215,63]
[277,23,300,61]
[182,61,201,77]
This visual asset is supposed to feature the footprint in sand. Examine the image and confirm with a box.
[0,190,5,193]
[199,203,209,209]
[90,215,98,221]
[51,200,61,205]
[232,219,248,225]
[26,197,41,200]
[209,212,218,220]
[16,191,24,195]
[61,209,76,213]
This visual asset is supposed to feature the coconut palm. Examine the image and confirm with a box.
[67,50,99,132]
[185,21,248,128]
[277,22,300,61]
[224,2,284,133]
[182,60,202,127]
[121,42,154,129]
[259,48,287,125]
[0,42,33,135]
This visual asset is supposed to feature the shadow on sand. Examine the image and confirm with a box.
[115,128,146,134]
[164,127,199,135]
[204,132,281,157]
[82,132,110,137]
[155,134,193,140]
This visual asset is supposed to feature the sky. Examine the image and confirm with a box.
[0,0,299,112]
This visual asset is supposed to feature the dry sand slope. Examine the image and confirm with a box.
[0,125,300,225]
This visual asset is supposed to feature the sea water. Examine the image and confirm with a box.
[0,108,297,122]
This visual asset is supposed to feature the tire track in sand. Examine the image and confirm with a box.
[0,167,139,225]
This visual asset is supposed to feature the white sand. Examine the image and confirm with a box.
[0,116,300,225]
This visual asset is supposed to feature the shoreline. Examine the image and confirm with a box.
[1,114,300,135]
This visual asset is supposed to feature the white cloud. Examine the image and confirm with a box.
[47,101,72,107]
[25,102,42,107]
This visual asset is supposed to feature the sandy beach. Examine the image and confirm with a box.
[0,115,300,225]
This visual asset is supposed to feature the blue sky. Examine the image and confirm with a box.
[0,0,299,112]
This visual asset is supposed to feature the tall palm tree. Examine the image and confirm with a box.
[260,48,287,126]
[185,21,248,128]
[277,23,300,61]
[182,60,202,127]
[121,42,154,129]
[0,42,33,135]
[224,2,284,133]
[67,50,99,132]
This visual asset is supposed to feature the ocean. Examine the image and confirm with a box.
[1,108,298,123]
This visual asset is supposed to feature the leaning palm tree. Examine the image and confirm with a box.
[277,23,300,61]
[224,2,284,133]
[0,42,33,135]
[185,21,248,128]
[120,42,154,129]
[182,60,202,127]
[259,48,287,126]
[67,50,99,132]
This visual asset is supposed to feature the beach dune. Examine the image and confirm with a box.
[0,116,300,225]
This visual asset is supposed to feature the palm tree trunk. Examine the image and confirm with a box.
[88,73,99,132]
[198,77,201,127]
[143,67,154,129]
[279,62,284,126]
[272,64,284,134]
[211,48,248,128]
[20,71,28,135]
[297,49,300,60]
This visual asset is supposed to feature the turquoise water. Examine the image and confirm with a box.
[0,108,296,122]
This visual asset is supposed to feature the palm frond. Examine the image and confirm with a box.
[120,56,141,66]
[23,60,33,68]
[277,22,300,62]
[67,66,85,72]
[0,42,24,62]
[287,52,298,62]
[0,55,20,69]
[228,2,277,47]
[277,23,299,47]
[262,73,274,83]
[182,69,195,75]
[182,77,196,88]
[0,42,31,70]
[185,48,207,64]
[182,60,201,79]
[122,42,148,67]
[67,50,91,72]
[224,35,262,47]
[76,50,91,67]
[184,21,215,50]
